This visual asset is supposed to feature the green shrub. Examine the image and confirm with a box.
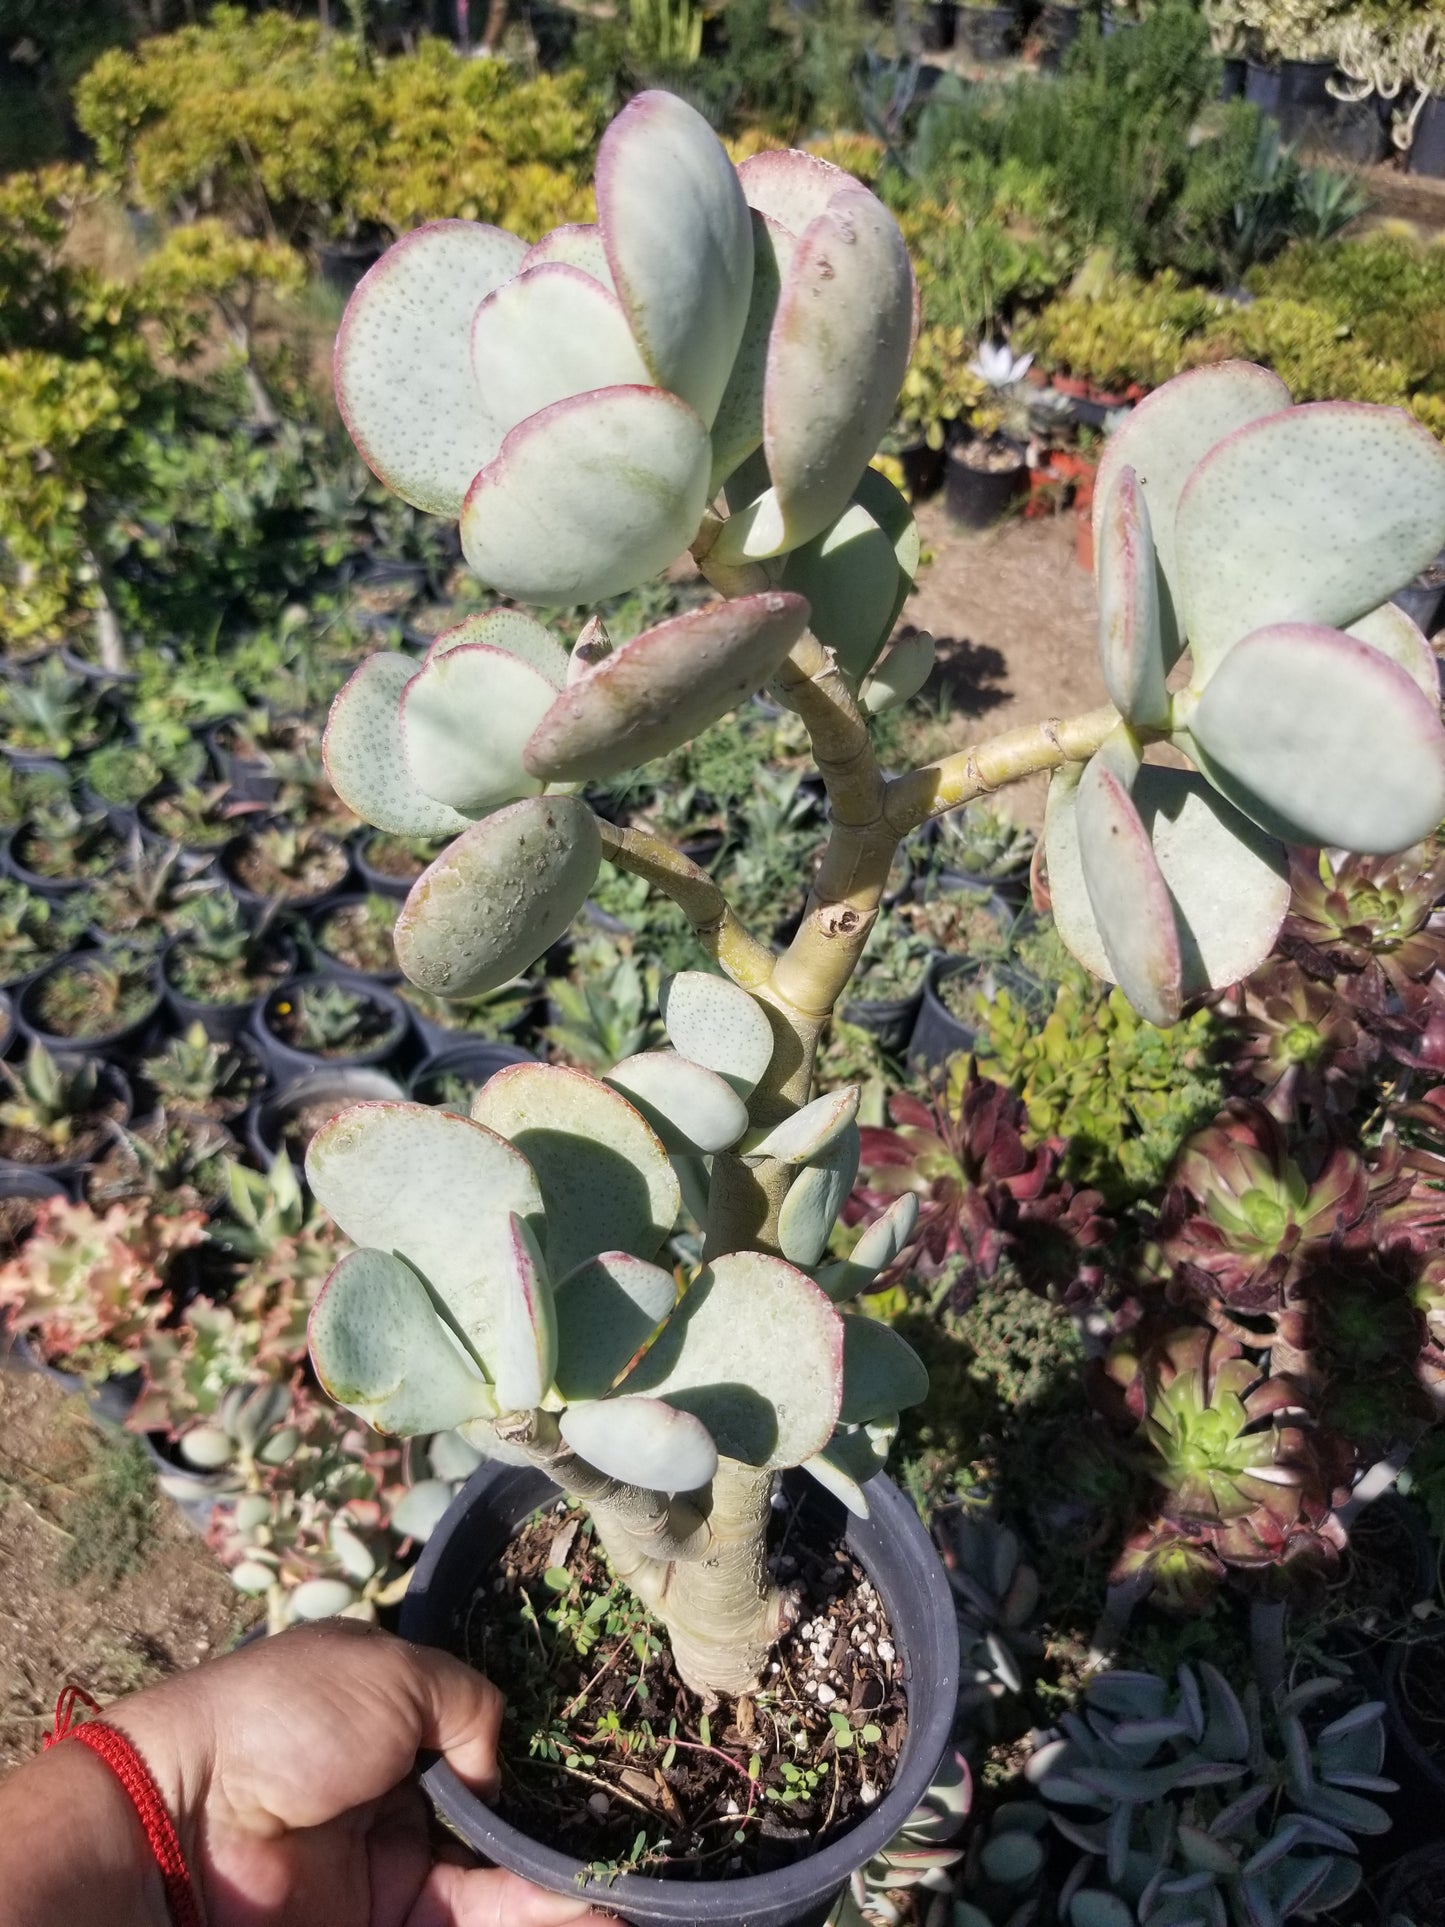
[75,9,600,246]
[1247,231,1445,394]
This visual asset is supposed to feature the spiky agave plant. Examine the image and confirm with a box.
[305,90,1445,1699]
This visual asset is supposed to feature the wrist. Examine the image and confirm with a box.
[0,1736,172,1927]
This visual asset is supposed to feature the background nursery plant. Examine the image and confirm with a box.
[299,83,1445,1907]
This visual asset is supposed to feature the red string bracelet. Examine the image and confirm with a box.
[44,1685,204,1927]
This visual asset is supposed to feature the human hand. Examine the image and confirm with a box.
[108,1619,602,1927]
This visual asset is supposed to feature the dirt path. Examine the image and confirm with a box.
[905,504,1105,829]
[0,1366,252,1770]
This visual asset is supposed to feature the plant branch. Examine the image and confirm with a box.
[885,703,1122,835]
[770,631,883,829]
[595,819,773,990]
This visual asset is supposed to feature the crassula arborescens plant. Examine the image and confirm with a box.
[306,90,1445,1701]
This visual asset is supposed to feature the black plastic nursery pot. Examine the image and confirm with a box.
[1038,0,1081,70]
[1395,565,1445,641]
[3,824,114,902]
[3,1328,143,1429]
[1244,59,1284,111]
[407,1041,535,1108]
[1219,55,1246,99]
[310,893,403,987]
[400,1463,958,1927]
[251,972,411,1082]
[899,440,947,503]
[244,1063,405,1169]
[1411,92,1445,177]
[907,954,1043,1071]
[957,2,1016,59]
[222,829,353,918]
[204,720,282,808]
[944,441,1026,530]
[161,931,299,1045]
[351,830,426,901]
[919,0,956,50]
[16,955,162,1057]
[838,985,926,1055]
[0,1059,133,1186]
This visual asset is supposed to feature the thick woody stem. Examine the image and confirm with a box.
[595,818,773,990]
[885,704,1122,834]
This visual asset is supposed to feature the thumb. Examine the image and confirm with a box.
[411,1862,611,1927]
[399,1640,505,1799]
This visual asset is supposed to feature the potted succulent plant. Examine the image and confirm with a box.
[140,1023,263,1125]
[223,821,352,913]
[245,1063,406,1169]
[163,891,297,1042]
[407,1040,538,1111]
[5,797,122,900]
[17,946,162,1054]
[921,799,1036,904]
[303,89,1445,1927]
[140,780,250,860]
[253,972,410,1079]
[0,1043,132,1184]
[838,918,934,1053]
[311,891,401,984]
[350,827,451,898]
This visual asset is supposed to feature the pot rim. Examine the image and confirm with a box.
[403,1464,958,1921]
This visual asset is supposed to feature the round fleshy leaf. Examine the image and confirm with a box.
[1186,622,1445,852]
[777,1125,860,1268]
[1095,362,1291,660]
[749,1085,859,1164]
[306,1101,541,1306]
[1348,602,1440,703]
[855,465,921,639]
[519,222,613,288]
[660,971,775,1096]
[400,643,555,814]
[553,1251,679,1401]
[604,1049,750,1154]
[778,501,901,681]
[1129,768,1290,998]
[1043,766,1113,981]
[1076,751,1183,1028]
[1097,465,1168,727]
[524,591,809,783]
[470,263,652,452]
[322,654,473,839]
[289,1578,360,1622]
[1176,402,1445,684]
[736,148,853,237]
[460,385,712,605]
[713,185,915,563]
[308,1247,497,1436]
[804,1416,897,1518]
[621,1250,844,1469]
[597,91,753,427]
[708,209,794,492]
[860,631,934,716]
[472,1062,681,1277]
[334,219,527,518]
[396,793,601,997]
[490,1214,556,1413]
[560,1394,718,1493]
[424,608,569,687]
[389,1480,455,1543]
[815,1193,919,1303]
[839,1314,929,1425]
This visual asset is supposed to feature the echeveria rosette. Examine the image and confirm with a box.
[333,94,917,618]
[304,1022,928,1518]
[1047,362,1445,1028]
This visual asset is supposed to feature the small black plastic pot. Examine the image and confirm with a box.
[57,646,137,688]
[251,972,410,1082]
[160,932,298,1044]
[143,1432,231,1535]
[205,720,282,808]
[957,2,1016,58]
[899,439,947,502]
[1219,54,1246,98]
[1411,92,1445,177]
[408,1041,536,1108]
[907,953,1043,1070]
[310,893,402,987]
[1038,0,1081,69]
[944,439,1026,530]
[317,238,385,294]
[221,828,353,918]
[0,1058,133,1187]
[401,1463,957,1927]
[244,1063,406,1168]
[1278,55,1336,106]
[839,984,926,1055]
[351,830,426,901]
[1244,60,1283,111]
[16,954,162,1057]
[919,0,956,50]
[3,823,115,902]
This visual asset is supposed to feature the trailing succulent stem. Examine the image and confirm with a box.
[307,87,1445,1701]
